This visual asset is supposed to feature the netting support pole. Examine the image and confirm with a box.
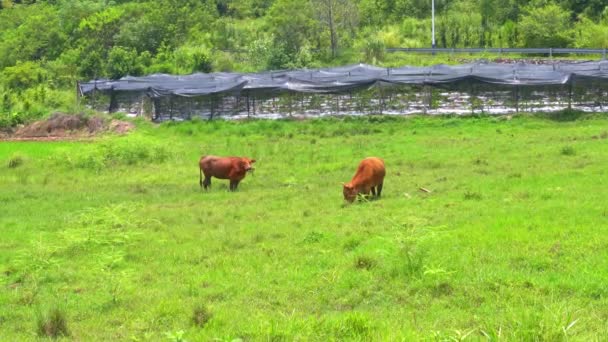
[427,85,433,114]
[252,95,256,116]
[209,96,215,121]
[336,94,340,115]
[153,98,160,121]
[75,80,81,112]
[169,96,174,121]
[380,87,385,114]
[139,96,144,117]
[515,87,519,113]
[234,95,240,117]
[568,81,573,110]
[91,79,98,110]
[246,93,250,118]
[470,83,475,115]
[289,93,293,117]
[108,90,117,113]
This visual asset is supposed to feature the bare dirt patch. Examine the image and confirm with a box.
[1,113,134,141]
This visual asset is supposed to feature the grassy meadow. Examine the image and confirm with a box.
[2,114,608,341]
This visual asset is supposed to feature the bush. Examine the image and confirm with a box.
[363,37,385,64]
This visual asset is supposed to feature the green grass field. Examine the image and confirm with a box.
[2,114,608,341]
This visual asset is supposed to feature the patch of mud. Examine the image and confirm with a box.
[1,113,135,141]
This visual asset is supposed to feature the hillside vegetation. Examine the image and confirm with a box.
[1,0,608,126]
[2,115,608,340]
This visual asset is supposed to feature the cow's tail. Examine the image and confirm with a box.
[199,164,203,188]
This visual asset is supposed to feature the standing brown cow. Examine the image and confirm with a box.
[342,157,385,202]
[199,156,256,191]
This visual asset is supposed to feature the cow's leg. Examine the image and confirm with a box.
[377,183,383,197]
[231,180,240,191]
[371,187,376,196]
[203,176,212,190]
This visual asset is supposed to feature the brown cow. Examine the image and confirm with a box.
[342,157,385,203]
[199,156,256,191]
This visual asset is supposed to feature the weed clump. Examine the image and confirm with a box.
[402,245,426,278]
[192,304,212,328]
[561,146,576,156]
[463,191,483,200]
[333,313,373,338]
[302,231,324,243]
[37,308,69,338]
[343,238,361,251]
[355,255,376,270]
[7,153,24,168]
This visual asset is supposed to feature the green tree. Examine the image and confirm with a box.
[574,16,608,48]
[1,61,47,90]
[518,3,573,47]
[266,0,317,56]
[311,0,358,58]
[105,46,143,79]
[0,4,66,68]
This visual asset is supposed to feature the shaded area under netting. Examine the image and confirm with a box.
[78,62,608,120]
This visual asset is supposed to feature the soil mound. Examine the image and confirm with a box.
[2,113,134,141]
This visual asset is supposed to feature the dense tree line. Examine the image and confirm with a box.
[0,0,607,126]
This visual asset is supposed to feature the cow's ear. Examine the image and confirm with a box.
[250,159,256,163]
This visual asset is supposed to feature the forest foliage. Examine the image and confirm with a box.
[0,0,607,126]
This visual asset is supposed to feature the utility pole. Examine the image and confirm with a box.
[432,0,436,52]
[431,0,436,55]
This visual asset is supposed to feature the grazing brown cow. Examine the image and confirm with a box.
[199,156,256,191]
[343,157,385,203]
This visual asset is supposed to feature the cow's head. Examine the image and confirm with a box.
[241,158,256,172]
[342,183,357,203]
